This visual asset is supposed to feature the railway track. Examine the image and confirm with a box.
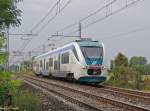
[102,85,150,97]
[22,75,150,111]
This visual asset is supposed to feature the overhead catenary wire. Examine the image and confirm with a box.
[34,0,72,34]
[66,0,143,35]
[30,0,61,32]
[12,0,144,64]
[11,0,72,64]
[17,0,63,52]
[100,25,150,40]
[83,0,143,30]
[29,0,144,57]
[18,0,72,52]
[56,0,117,33]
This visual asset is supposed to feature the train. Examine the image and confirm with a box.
[33,39,107,84]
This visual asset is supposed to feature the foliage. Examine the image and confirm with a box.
[0,72,21,93]
[0,0,22,29]
[0,52,8,64]
[21,60,32,71]
[129,56,149,75]
[0,35,4,47]
[0,36,8,65]
[13,91,42,111]
[114,52,128,67]
[143,75,150,91]
[106,53,150,91]
[130,56,147,66]
[0,72,22,106]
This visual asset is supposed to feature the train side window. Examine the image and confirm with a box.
[44,59,46,70]
[37,64,39,70]
[49,58,53,67]
[54,61,58,70]
[61,52,69,64]
[73,47,79,61]
[46,62,49,70]
[40,60,42,68]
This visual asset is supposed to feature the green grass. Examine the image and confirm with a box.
[13,91,43,111]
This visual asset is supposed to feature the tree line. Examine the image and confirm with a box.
[0,0,22,108]
[107,53,150,90]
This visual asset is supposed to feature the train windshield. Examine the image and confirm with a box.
[80,46,103,58]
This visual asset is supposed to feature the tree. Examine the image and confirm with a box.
[0,35,7,64]
[110,60,114,71]
[129,56,149,75]
[0,0,22,29]
[114,53,128,68]
[130,56,147,67]
[0,0,22,107]
[0,0,21,66]
[21,60,32,71]
[148,63,150,75]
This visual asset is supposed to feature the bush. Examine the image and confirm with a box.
[0,72,14,93]
[106,66,143,90]
[12,91,42,111]
[143,76,150,91]
[0,72,22,106]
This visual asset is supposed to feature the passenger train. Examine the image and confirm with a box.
[33,39,107,84]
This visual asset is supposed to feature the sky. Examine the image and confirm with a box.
[10,0,150,65]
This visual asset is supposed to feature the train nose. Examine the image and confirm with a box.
[87,66,101,75]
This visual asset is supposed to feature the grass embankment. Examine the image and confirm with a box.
[13,91,42,111]
[105,70,150,92]
[0,71,42,111]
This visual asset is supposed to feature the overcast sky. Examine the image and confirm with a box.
[10,0,150,65]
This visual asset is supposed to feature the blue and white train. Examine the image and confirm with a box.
[33,39,107,84]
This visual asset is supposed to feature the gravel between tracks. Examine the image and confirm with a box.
[24,79,122,111]
[21,82,86,111]
[25,75,150,110]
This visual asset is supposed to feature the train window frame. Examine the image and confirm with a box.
[49,58,53,67]
[40,60,42,68]
[44,59,46,70]
[54,61,58,70]
[46,62,49,70]
[61,52,69,64]
[37,64,39,70]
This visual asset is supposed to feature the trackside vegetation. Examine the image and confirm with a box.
[0,0,43,110]
[106,53,150,91]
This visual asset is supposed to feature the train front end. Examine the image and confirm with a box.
[77,40,107,84]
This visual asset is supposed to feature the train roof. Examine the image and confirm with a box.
[35,42,76,59]
[34,39,103,59]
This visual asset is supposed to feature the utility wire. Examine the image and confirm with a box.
[11,0,69,63]
[67,0,143,35]
[30,0,61,32]
[56,0,117,33]
[17,0,62,53]
[35,0,72,34]
[100,25,150,40]
[34,0,144,57]
[18,0,72,52]
[83,0,143,30]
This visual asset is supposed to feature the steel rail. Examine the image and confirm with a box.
[23,75,150,111]
[103,85,150,97]
[23,79,103,111]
